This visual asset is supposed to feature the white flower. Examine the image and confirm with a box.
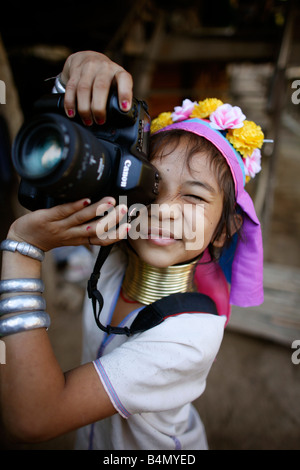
[209,103,246,130]
[244,148,262,178]
[172,99,196,122]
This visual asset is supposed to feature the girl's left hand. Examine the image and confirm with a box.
[60,51,133,125]
[7,197,130,252]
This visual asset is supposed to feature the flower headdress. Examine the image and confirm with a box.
[150,98,266,309]
[151,98,265,183]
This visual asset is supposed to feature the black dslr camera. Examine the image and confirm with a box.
[12,92,160,211]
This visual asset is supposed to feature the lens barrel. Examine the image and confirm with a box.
[12,113,117,209]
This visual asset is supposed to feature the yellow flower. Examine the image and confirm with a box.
[150,112,173,133]
[191,98,223,119]
[226,120,264,156]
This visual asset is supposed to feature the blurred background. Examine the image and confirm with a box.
[0,0,299,450]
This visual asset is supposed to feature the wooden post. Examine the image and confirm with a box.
[0,35,23,141]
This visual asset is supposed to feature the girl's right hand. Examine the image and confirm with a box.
[60,51,133,126]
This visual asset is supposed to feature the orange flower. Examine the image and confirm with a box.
[191,98,223,119]
[150,112,173,133]
[227,120,264,157]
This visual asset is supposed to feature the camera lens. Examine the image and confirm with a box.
[20,125,64,178]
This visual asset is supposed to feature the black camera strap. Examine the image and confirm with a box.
[87,245,218,337]
[87,244,124,334]
[128,292,218,334]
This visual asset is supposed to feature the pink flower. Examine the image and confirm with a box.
[172,99,196,122]
[244,148,262,178]
[209,104,246,130]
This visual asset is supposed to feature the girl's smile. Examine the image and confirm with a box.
[147,236,177,247]
[147,226,177,245]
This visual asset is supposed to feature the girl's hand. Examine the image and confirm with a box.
[60,51,133,126]
[7,197,131,252]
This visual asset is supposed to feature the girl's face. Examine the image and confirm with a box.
[128,137,226,267]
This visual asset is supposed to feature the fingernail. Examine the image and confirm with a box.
[67,109,75,117]
[83,199,91,207]
[84,119,93,126]
[96,118,105,125]
[121,206,128,214]
[121,101,130,111]
[86,226,91,231]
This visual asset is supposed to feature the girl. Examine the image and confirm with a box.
[0,52,264,450]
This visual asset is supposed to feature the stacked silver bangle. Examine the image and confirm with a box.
[0,311,50,337]
[0,240,50,337]
[0,239,45,262]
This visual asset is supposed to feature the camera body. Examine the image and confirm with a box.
[12,92,160,211]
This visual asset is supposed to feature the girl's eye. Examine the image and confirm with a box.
[185,194,205,202]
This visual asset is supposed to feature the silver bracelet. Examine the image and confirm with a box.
[0,295,46,317]
[0,239,45,262]
[0,311,50,337]
[0,278,44,295]
[54,73,66,94]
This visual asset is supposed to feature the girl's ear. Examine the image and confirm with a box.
[212,214,243,248]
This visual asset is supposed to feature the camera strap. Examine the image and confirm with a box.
[87,245,218,337]
[87,244,123,334]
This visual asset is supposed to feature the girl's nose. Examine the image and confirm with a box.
[149,199,182,222]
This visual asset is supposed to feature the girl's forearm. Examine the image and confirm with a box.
[1,246,42,280]
[0,247,66,441]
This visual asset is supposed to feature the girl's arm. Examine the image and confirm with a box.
[0,197,130,443]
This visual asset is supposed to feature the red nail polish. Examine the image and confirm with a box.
[67,109,74,117]
[86,226,91,231]
[83,199,91,207]
[96,118,105,125]
[121,101,130,111]
[84,119,93,126]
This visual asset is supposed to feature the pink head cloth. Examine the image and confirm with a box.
[155,118,264,309]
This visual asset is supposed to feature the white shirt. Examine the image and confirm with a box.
[75,247,225,450]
